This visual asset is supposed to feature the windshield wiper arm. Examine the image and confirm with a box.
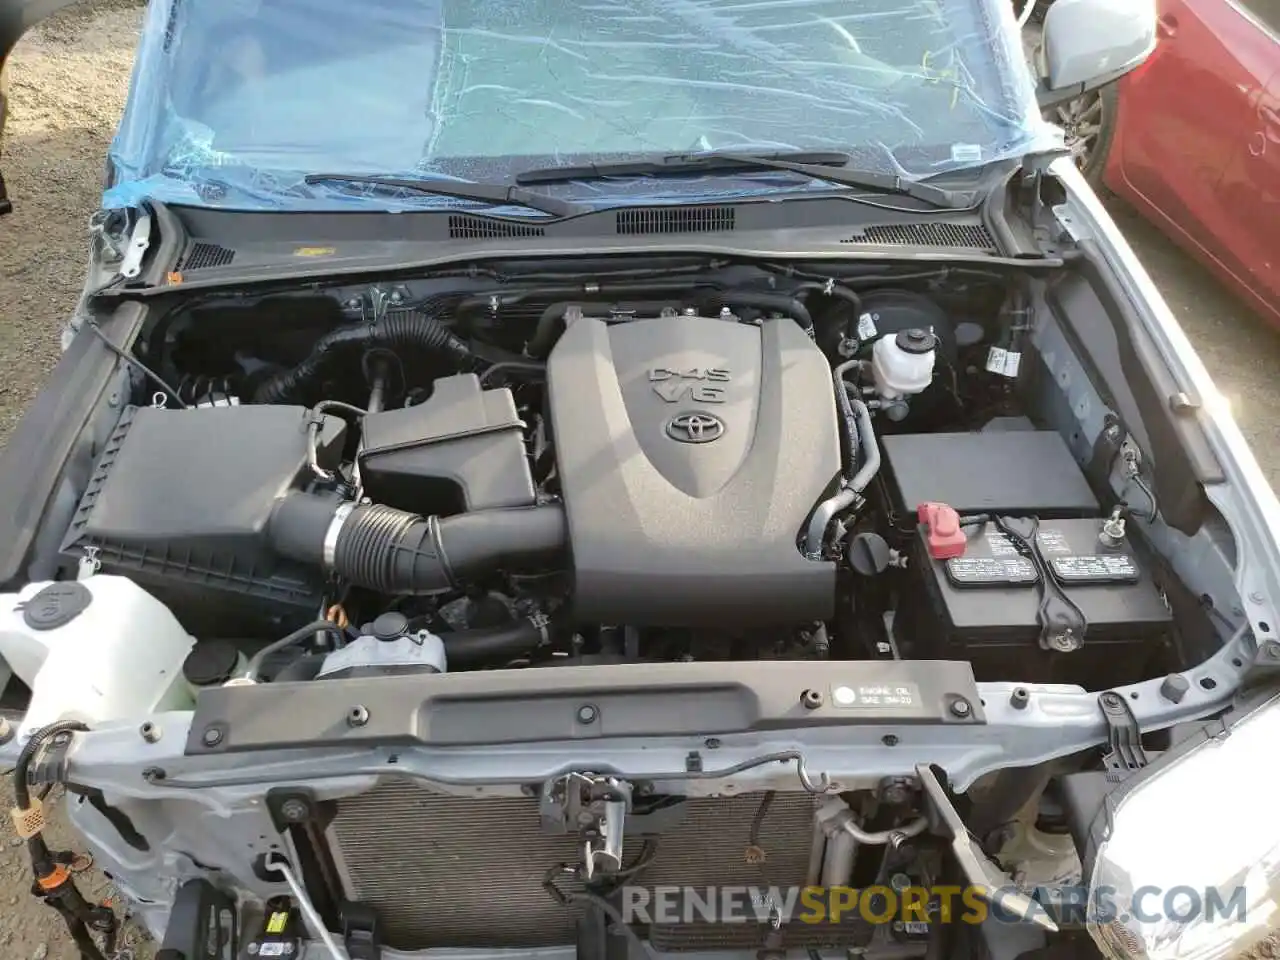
[515,151,969,209]
[302,173,586,218]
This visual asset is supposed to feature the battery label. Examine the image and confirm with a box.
[1034,528,1070,554]
[945,556,1038,586]
[983,532,1019,557]
[1050,554,1139,583]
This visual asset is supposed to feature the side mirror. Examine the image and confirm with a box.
[1035,0,1156,108]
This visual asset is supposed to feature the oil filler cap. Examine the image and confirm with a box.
[22,582,93,631]
[917,502,967,560]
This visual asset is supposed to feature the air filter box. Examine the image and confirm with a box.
[61,405,346,629]
[357,374,535,516]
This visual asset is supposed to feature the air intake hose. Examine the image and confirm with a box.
[269,493,568,594]
[253,311,473,404]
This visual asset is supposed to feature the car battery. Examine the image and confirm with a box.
[897,515,1171,686]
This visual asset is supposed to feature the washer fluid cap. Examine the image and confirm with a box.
[22,582,93,631]
[896,329,938,355]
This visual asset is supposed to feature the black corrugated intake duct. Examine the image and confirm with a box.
[252,311,473,404]
[269,493,567,596]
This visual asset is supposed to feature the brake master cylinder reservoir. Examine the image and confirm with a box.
[0,575,195,742]
[872,328,937,401]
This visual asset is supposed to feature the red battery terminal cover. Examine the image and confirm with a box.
[917,502,967,560]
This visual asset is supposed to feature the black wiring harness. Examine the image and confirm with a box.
[10,721,119,960]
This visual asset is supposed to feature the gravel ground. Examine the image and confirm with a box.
[1,3,1278,959]
[2,7,152,958]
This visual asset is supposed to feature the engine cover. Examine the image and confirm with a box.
[546,313,839,626]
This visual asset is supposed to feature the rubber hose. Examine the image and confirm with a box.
[443,617,551,666]
[709,291,813,330]
[793,281,863,312]
[252,310,472,404]
[833,358,864,486]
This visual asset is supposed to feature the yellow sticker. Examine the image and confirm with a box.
[266,911,289,934]
[294,246,336,257]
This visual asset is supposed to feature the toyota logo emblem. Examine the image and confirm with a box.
[666,412,726,444]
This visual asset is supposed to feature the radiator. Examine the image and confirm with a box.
[326,778,835,950]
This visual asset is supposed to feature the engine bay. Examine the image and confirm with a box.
[33,258,1196,693]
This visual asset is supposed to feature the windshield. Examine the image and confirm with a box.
[104,0,1060,213]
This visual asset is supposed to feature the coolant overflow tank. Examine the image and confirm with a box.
[317,615,447,679]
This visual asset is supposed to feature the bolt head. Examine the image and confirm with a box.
[280,798,310,823]
[950,698,972,718]
[201,727,224,746]
[1048,632,1083,653]
[576,704,598,724]
[880,780,909,804]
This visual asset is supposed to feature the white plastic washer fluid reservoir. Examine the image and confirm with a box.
[871,328,937,399]
[0,575,196,742]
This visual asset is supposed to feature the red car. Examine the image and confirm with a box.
[1091,0,1280,326]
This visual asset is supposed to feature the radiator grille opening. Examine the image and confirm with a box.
[843,222,995,249]
[177,242,235,271]
[448,215,547,240]
[616,206,736,235]
[328,779,820,950]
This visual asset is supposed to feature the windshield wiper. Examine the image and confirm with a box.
[515,151,969,209]
[302,173,587,218]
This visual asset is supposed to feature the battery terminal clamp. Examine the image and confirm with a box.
[917,502,967,560]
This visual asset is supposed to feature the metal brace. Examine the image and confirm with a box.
[119,210,153,280]
[916,764,1058,933]
[1099,691,1148,781]
[539,772,634,881]
[363,285,409,327]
